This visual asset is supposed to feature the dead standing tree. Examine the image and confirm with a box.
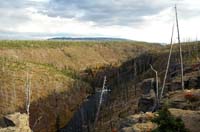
[12,71,17,109]
[150,64,159,106]
[94,76,107,131]
[160,6,185,100]
[25,70,31,116]
[160,24,175,100]
[158,6,185,103]
[134,60,137,96]
[175,5,184,90]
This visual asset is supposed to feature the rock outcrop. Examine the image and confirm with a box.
[120,89,200,132]
[0,113,31,132]
[138,89,156,112]
[120,112,157,132]
[169,108,200,132]
[120,108,200,132]
[163,89,200,110]
[138,78,157,112]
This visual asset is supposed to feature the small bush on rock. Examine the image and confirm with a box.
[151,106,189,132]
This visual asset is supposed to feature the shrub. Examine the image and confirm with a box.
[152,106,189,132]
[184,91,198,102]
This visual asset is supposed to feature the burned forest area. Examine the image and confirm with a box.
[0,2,200,132]
[0,39,200,132]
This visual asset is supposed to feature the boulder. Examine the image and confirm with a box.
[0,113,32,132]
[132,122,157,132]
[138,89,156,112]
[120,127,134,132]
[120,112,157,132]
[169,108,200,132]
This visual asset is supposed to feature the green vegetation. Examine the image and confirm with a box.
[0,40,94,48]
[152,106,189,132]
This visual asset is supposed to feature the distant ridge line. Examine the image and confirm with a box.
[48,37,131,41]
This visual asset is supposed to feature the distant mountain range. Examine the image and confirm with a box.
[48,37,131,41]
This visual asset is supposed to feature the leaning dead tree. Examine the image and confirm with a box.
[175,5,184,90]
[160,24,175,100]
[160,6,184,99]
[94,76,107,129]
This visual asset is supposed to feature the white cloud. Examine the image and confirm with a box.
[0,0,200,43]
[29,0,49,2]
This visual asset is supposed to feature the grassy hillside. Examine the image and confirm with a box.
[0,40,161,70]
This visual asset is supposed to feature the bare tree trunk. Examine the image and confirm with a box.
[196,37,199,62]
[160,24,174,100]
[94,76,107,130]
[134,61,137,96]
[26,71,31,116]
[2,57,5,72]
[12,72,17,108]
[150,64,159,105]
[175,5,184,90]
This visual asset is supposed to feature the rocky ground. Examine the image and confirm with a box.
[164,89,200,110]
[120,89,200,132]
[119,65,200,132]
[120,107,200,132]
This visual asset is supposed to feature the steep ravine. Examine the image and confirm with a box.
[92,42,200,132]
[59,52,158,132]
[1,41,200,131]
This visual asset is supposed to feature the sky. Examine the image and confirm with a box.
[0,0,200,43]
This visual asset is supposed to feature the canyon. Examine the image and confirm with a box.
[0,40,200,132]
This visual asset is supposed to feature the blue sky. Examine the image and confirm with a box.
[0,0,200,43]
